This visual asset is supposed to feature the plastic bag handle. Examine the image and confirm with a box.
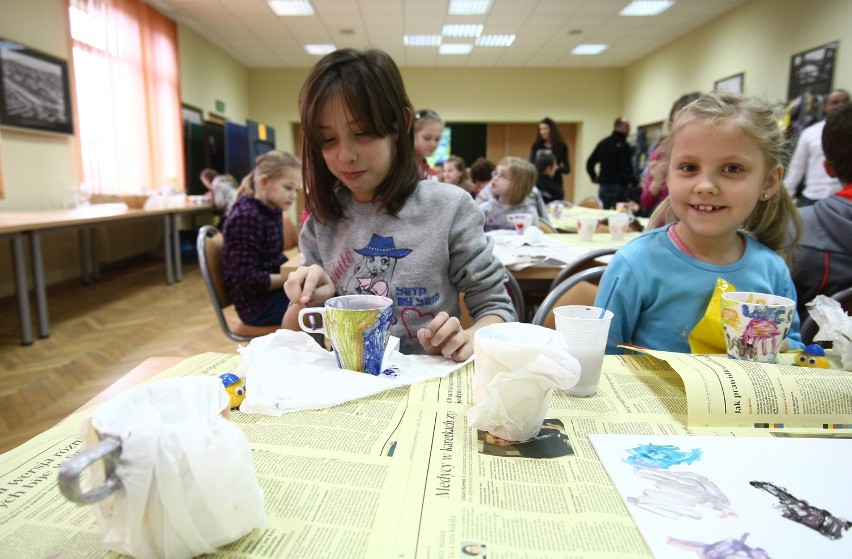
[58,435,122,504]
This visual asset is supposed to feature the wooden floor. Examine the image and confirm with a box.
[0,257,242,454]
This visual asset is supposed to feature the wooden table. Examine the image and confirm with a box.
[0,203,217,345]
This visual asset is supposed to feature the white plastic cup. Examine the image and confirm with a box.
[553,305,613,397]
[608,214,633,241]
[576,216,598,241]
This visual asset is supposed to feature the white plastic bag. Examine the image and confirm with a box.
[468,323,580,441]
[78,377,266,559]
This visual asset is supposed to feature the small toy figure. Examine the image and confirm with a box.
[220,372,247,409]
[794,343,830,369]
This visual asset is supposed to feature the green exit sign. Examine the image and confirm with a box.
[215,99,226,113]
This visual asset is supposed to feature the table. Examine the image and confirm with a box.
[2,350,845,558]
[279,232,638,283]
[0,203,217,344]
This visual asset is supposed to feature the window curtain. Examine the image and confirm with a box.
[69,0,183,195]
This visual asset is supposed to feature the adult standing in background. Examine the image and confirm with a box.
[785,89,850,206]
[586,117,638,209]
[529,118,570,185]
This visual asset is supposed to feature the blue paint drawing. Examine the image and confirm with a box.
[624,443,703,469]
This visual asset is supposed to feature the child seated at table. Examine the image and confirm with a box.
[478,157,546,232]
[594,92,804,354]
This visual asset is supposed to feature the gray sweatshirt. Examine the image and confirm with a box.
[300,180,516,354]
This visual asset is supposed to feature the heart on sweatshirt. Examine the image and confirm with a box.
[401,307,435,340]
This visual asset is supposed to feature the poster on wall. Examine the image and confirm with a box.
[0,38,74,135]
[788,41,837,101]
[713,73,744,94]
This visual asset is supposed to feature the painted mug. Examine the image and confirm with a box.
[576,216,598,241]
[720,291,795,364]
[507,213,535,234]
[299,294,394,375]
[608,213,634,241]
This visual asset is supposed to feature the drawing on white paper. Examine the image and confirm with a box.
[667,532,771,559]
[750,481,852,540]
[628,468,736,520]
[623,444,736,520]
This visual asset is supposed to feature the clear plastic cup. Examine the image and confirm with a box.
[553,305,613,396]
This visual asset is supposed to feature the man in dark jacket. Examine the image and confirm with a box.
[586,117,638,209]
[791,101,852,321]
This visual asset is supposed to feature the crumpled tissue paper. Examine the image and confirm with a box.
[807,295,852,369]
[238,330,465,414]
[467,323,581,442]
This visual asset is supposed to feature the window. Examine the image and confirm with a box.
[68,0,183,195]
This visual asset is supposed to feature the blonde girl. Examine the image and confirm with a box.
[413,108,443,179]
[223,150,302,326]
[282,48,514,360]
[478,156,541,231]
[443,155,474,194]
[596,92,804,354]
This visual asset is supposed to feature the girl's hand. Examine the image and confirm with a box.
[417,312,473,362]
[284,264,335,307]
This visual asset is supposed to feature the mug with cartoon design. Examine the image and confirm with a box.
[299,294,394,375]
[507,212,534,235]
[720,291,795,364]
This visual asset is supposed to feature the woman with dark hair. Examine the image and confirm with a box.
[529,117,570,184]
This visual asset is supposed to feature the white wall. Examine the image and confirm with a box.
[624,0,851,128]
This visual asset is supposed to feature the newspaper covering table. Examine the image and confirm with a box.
[0,352,849,558]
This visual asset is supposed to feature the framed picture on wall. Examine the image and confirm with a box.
[0,38,74,135]
[714,73,744,94]
[788,41,837,100]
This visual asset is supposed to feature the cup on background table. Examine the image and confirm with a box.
[553,305,613,397]
[507,212,535,235]
[299,294,394,375]
[720,291,795,364]
[576,216,599,241]
[608,213,634,241]
[548,201,565,218]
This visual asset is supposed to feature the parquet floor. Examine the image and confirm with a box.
[0,257,243,454]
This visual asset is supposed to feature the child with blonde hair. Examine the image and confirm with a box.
[596,92,804,354]
[478,156,542,231]
[223,150,302,326]
[414,108,443,180]
[282,49,514,360]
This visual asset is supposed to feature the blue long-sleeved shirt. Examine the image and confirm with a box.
[594,225,804,354]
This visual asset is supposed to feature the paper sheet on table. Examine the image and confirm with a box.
[487,230,595,270]
[237,330,466,415]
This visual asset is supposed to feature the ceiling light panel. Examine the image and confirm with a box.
[619,1,675,17]
[571,44,608,55]
[442,24,483,38]
[448,0,493,16]
[268,0,315,16]
[404,35,442,46]
[304,43,335,55]
[440,44,473,55]
[475,34,515,47]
